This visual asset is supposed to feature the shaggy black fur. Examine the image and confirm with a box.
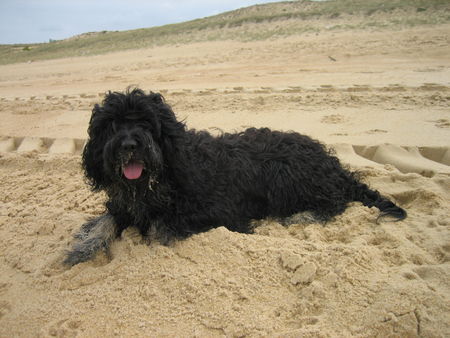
[65,88,406,265]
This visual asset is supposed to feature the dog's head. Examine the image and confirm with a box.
[82,88,185,191]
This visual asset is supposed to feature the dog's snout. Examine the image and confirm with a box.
[121,138,138,152]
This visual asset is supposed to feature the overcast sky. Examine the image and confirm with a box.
[0,0,286,44]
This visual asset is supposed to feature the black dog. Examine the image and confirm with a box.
[65,88,406,265]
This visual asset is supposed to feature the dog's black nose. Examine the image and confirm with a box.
[121,138,137,152]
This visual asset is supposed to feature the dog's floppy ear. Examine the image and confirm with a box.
[82,103,112,191]
[147,92,186,153]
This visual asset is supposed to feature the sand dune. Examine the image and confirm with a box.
[0,20,449,338]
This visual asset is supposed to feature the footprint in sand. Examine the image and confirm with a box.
[44,318,82,337]
[366,129,388,134]
[434,119,450,129]
[320,114,347,124]
[0,300,11,319]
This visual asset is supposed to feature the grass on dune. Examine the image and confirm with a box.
[0,0,449,65]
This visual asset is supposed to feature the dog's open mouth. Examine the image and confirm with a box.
[122,160,144,180]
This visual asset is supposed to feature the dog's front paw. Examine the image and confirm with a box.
[64,214,117,266]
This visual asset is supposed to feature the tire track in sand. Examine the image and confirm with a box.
[1,136,449,177]
[0,136,85,155]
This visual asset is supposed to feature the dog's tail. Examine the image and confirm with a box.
[352,182,407,222]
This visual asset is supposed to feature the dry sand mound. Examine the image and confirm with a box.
[0,149,448,337]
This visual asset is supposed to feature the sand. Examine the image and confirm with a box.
[0,24,449,337]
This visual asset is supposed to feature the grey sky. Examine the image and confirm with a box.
[0,0,284,44]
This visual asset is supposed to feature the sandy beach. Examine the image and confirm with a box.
[0,15,449,338]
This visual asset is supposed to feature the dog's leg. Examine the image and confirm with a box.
[64,214,118,266]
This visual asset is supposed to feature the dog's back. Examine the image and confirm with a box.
[167,127,405,233]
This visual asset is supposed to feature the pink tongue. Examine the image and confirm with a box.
[123,161,144,180]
